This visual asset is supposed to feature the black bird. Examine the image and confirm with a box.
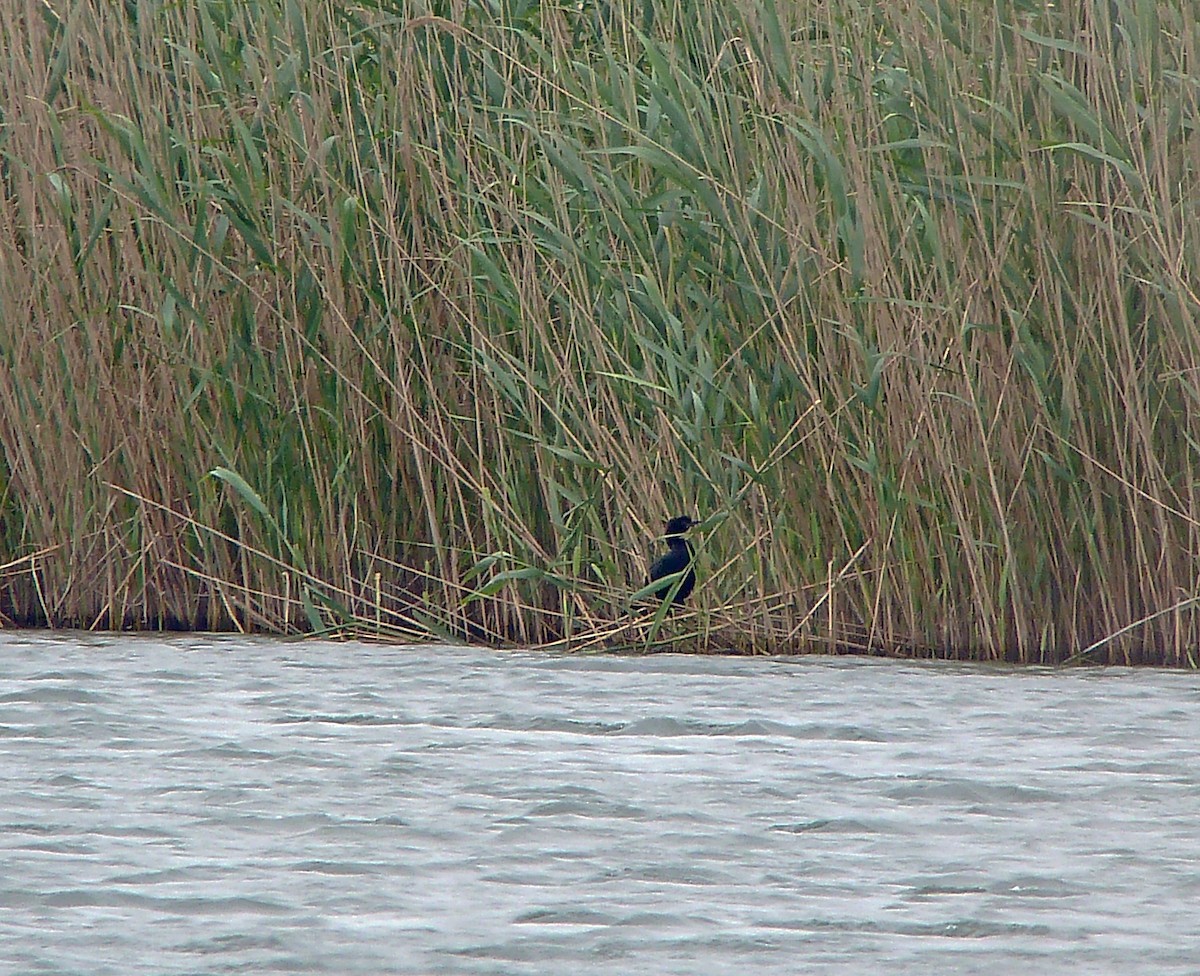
[647,515,698,605]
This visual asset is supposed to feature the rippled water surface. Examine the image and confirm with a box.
[2,632,1198,974]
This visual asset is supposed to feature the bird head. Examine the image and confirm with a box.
[663,515,697,536]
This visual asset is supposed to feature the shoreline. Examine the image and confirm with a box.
[0,608,1187,667]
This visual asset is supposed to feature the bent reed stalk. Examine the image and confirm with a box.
[1,0,1199,664]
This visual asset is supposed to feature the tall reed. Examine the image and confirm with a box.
[1,0,1198,663]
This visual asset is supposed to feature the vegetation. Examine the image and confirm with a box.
[2,0,1199,663]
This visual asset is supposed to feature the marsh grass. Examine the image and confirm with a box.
[2,0,1199,663]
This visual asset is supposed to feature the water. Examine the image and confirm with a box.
[1,632,1197,975]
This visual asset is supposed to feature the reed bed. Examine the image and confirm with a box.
[1,0,1199,663]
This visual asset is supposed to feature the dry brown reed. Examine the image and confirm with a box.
[1,0,1199,664]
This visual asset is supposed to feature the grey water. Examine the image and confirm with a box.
[1,633,1197,975]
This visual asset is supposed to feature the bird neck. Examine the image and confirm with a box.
[667,537,693,553]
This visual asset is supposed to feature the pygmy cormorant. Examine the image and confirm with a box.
[647,515,698,605]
